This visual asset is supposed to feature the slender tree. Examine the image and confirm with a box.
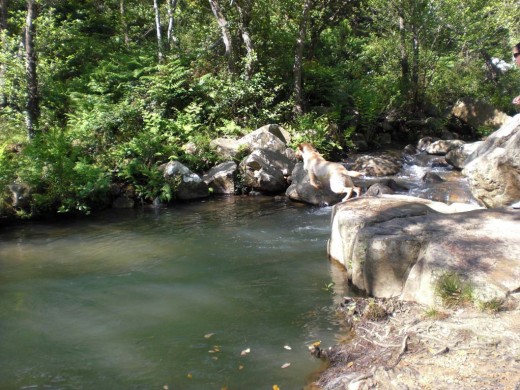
[120,0,129,46]
[166,0,178,49]
[209,0,235,74]
[293,0,312,116]
[0,0,8,107]
[25,0,39,139]
[153,0,164,62]
[234,0,255,78]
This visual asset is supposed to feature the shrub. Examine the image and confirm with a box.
[435,272,474,308]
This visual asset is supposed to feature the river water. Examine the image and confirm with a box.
[0,196,349,390]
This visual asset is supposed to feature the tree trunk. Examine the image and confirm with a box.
[25,0,39,139]
[411,27,420,112]
[166,0,179,49]
[293,0,312,116]
[398,12,410,95]
[120,0,129,46]
[209,0,235,74]
[153,0,164,62]
[234,0,255,78]
[0,0,8,107]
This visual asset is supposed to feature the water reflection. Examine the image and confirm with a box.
[0,196,347,390]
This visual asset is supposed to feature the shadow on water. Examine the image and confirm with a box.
[0,196,352,390]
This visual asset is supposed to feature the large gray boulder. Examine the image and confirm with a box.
[425,139,465,155]
[328,195,520,306]
[239,148,295,193]
[352,154,402,176]
[451,97,511,130]
[285,163,344,206]
[462,114,520,207]
[445,141,483,169]
[210,124,290,159]
[7,183,31,210]
[160,161,210,200]
[202,161,237,194]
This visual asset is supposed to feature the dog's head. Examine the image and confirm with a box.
[296,143,317,159]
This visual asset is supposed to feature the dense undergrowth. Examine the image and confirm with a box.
[1,0,519,218]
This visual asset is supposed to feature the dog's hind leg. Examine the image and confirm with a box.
[341,187,353,202]
[308,171,321,189]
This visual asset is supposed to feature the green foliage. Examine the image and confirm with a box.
[286,111,353,159]
[362,298,388,321]
[477,298,505,314]
[197,72,291,131]
[423,307,449,320]
[1,0,519,219]
[435,272,474,308]
[11,130,110,215]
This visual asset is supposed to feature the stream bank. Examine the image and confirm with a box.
[309,295,520,389]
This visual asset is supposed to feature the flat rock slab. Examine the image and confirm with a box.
[328,195,520,305]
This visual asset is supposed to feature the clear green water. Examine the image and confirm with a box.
[0,196,349,390]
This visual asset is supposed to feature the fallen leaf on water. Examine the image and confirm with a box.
[283,345,292,350]
[241,348,251,356]
[204,333,215,339]
[273,385,280,390]
[163,386,169,390]
[238,364,244,370]
[187,373,193,379]
[281,363,291,369]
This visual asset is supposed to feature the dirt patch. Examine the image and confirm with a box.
[309,295,520,389]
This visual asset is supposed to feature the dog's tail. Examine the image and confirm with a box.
[346,170,363,178]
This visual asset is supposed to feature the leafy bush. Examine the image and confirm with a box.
[286,111,354,159]
[13,130,110,215]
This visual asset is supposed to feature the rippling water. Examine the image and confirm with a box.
[0,196,349,390]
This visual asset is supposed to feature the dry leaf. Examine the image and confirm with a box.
[281,362,291,369]
[347,361,354,367]
[187,373,193,379]
[273,385,280,390]
[241,348,251,356]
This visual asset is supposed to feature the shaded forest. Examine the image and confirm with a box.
[1,0,519,216]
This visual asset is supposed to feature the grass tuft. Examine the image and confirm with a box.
[434,272,474,308]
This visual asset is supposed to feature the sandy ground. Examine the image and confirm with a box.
[309,295,520,390]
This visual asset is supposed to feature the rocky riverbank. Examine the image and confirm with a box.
[309,295,520,389]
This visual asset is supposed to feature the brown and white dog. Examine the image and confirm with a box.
[296,143,362,202]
